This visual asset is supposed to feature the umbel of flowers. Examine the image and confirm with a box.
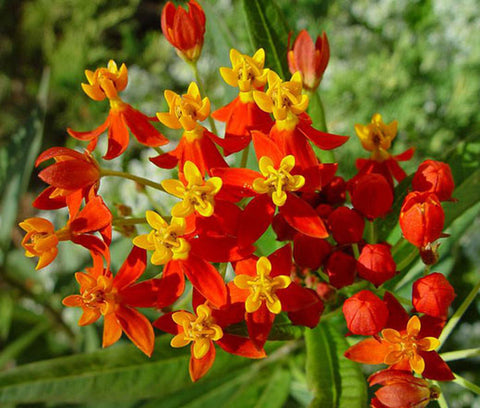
[20,1,459,405]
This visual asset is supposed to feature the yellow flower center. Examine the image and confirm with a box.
[252,155,305,206]
[171,304,223,359]
[234,257,291,314]
[354,113,398,161]
[381,315,440,374]
[80,275,118,315]
[162,161,222,217]
[132,211,190,265]
[82,60,128,101]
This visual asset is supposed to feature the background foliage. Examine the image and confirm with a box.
[0,0,479,407]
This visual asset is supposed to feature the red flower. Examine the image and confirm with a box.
[343,290,388,336]
[327,206,365,244]
[399,192,445,249]
[357,243,397,287]
[34,147,100,214]
[369,369,441,408]
[350,173,393,220]
[412,273,456,319]
[412,160,455,202]
[154,297,265,382]
[325,250,357,289]
[62,247,179,356]
[68,60,168,160]
[229,245,322,348]
[161,0,206,62]
[287,30,330,91]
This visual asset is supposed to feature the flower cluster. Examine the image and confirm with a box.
[20,1,458,404]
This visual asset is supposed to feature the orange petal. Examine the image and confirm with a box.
[344,337,391,364]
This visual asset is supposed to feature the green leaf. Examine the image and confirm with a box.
[305,322,367,408]
[0,68,49,254]
[242,0,290,78]
[0,292,14,340]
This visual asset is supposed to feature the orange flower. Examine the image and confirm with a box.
[68,60,168,160]
[287,30,330,91]
[63,247,179,356]
[161,0,206,62]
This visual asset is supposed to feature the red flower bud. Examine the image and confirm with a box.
[328,206,365,244]
[412,160,455,202]
[369,369,440,408]
[412,272,455,319]
[323,176,346,205]
[287,30,330,91]
[399,192,444,248]
[161,0,206,62]
[343,290,388,335]
[357,243,397,287]
[350,174,393,220]
[325,250,356,289]
[315,282,336,303]
[293,233,332,270]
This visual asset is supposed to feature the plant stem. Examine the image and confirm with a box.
[391,237,405,256]
[152,146,165,155]
[100,168,164,192]
[240,143,251,169]
[395,249,418,272]
[352,243,360,259]
[452,373,480,396]
[112,217,147,227]
[440,348,480,362]
[438,279,480,348]
[367,220,377,244]
[190,61,218,135]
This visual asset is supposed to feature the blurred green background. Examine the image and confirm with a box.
[0,0,479,407]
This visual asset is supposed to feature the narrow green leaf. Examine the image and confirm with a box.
[0,68,49,253]
[254,369,291,408]
[305,322,367,408]
[0,293,14,340]
[242,0,290,78]
[0,322,50,369]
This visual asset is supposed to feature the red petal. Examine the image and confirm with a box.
[67,116,110,142]
[217,334,266,358]
[344,337,390,364]
[102,313,122,348]
[116,305,155,357]
[288,291,324,328]
[238,195,276,247]
[35,147,85,167]
[293,233,332,270]
[246,303,275,349]
[113,246,146,290]
[270,126,318,169]
[122,105,168,147]
[280,193,328,238]
[104,111,130,160]
[252,130,283,167]
[153,312,179,335]
[163,260,186,299]
[38,161,99,190]
[33,187,67,210]
[182,256,227,308]
[297,118,348,150]
[149,150,179,169]
[277,282,319,312]
[189,343,215,382]
[419,350,455,381]
[69,196,112,234]
[268,244,292,277]
[394,147,415,161]
[383,292,409,331]
[211,167,258,201]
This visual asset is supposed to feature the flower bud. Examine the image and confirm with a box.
[412,272,455,319]
[287,30,329,91]
[350,174,393,220]
[357,243,397,287]
[325,250,356,288]
[343,290,388,335]
[399,192,444,248]
[412,160,455,201]
[328,206,365,244]
[161,0,206,62]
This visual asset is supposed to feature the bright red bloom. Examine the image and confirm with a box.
[345,312,455,381]
[350,173,393,220]
[62,247,179,356]
[287,30,330,91]
[34,147,100,214]
[152,83,227,177]
[327,206,365,244]
[399,192,445,249]
[412,273,456,319]
[212,48,273,155]
[229,245,322,348]
[20,196,112,269]
[412,160,455,201]
[369,369,441,408]
[161,0,206,62]
[68,60,168,160]
[343,290,388,336]
[154,296,266,382]
[293,233,332,270]
[357,243,397,287]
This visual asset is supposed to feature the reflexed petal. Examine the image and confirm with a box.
[344,338,391,364]
[145,210,168,230]
[116,305,155,356]
[189,344,215,382]
[162,179,186,198]
[171,333,191,348]
[381,328,403,344]
[406,315,421,336]
[409,352,425,374]
[102,312,122,347]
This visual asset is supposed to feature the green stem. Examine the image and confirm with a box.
[435,386,449,408]
[190,61,218,135]
[452,373,480,396]
[395,249,418,272]
[218,262,228,279]
[152,146,165,155]
[438,279,480,348]
[367,220,377,244]
[440,348,480,362]
[112,217,147,227]
[100,168,164,192]
[240,142,251,169]
[352,243,360,259]
[391,237,406,256]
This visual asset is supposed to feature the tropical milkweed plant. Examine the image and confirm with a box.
[2,1,480,407]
